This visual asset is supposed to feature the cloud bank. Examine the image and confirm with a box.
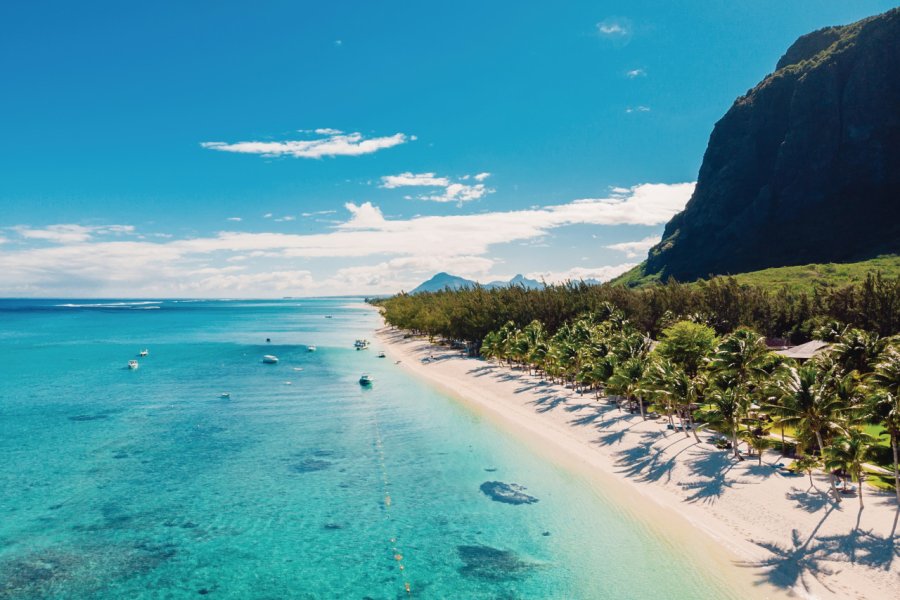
[0,182,694,297]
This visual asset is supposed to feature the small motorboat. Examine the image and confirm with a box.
[325,315,333,319]
[377,351,386,358]
[219,392,231,399]
[128,360,139,370]
[139,349,149,357]
[359,374,372,386]
[354,339,370,350]
[262,355,279,364]
[307,345,317,352]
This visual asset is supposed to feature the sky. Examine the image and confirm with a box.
[1,1,896,298]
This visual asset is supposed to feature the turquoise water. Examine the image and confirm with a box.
[0,299,741,599]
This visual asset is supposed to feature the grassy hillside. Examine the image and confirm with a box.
[612,255,900,292]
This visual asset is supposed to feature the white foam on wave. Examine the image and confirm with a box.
[55,301,163,308]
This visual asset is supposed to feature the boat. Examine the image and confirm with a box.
[377,351,386,358]
[262,355,279,364]
[359,374,372,386]
[325,315,333,319]
[219,392,230,399]
[128,360,139,370]
[139,349,149,357]
[307,345,317,352]
[354,339,370,350]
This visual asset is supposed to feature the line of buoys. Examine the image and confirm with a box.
[371,404,412,595]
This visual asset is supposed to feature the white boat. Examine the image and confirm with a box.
[377,351,386,358]
[128,360,139,370]
[262,355,279,364]
[139,349,149,357]
[359,374,372,386]
[307,345,317,352]
[219,392,230,399]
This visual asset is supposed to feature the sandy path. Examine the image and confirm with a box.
[376,327,900,600]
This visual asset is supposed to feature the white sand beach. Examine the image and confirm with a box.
[377,327,900,600]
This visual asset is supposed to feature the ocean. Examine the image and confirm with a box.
[0,298,742,599]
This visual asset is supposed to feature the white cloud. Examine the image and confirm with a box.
[227,217,242,222]
[314,128,343,135]
[301,210,337,217]
[13,224,135,244]
[527,263,636,284]
[380,171,493,204]
[605,235,659,258]
[626,69,645,78]
[274,216,296,222]
[626,106,651,113]
[201,130,410,159]
[380,172,450,189]
[597,18,631,37]
[263,213,273,218]
[0,182,693,297]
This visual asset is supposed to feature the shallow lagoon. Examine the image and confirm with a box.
[0,299,742,598]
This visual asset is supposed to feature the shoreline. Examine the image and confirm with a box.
[375,326,899,600]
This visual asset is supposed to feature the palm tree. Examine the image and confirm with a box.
[708,328,772,386]
[771,363,848,501]
[607,356,650,419]
[794,454,821,489]
[646,359,702,442]
[867,343,900,503]
[830,328,885,376]
[824,429,875,507]
[743,427,773,466]
[771,364,846,456]
[703,385,744,459]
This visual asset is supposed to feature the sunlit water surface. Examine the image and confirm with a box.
[0,299,742,599]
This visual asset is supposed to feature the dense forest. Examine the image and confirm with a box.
[375,272,899,350]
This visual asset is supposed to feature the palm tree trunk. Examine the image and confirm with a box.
[637,395,645,420]
[808,469,814,488]
[857,468,864,508]
[731,427,742,461]
[687,409,700,443]
[780,423,786,458]
[817,430,842,503]
[892,432,900,505]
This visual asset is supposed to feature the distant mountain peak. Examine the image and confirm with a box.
[409,273,545,294]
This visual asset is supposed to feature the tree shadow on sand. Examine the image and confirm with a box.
[613,430,690,485]
[467,365,498,378]
[742,504,900,595]
[680,449,748,504]
[785,487,832,513]
[529,394,569,414]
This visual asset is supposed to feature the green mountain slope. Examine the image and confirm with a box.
[613,255,900,293]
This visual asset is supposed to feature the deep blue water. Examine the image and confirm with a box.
[0,299,741,599]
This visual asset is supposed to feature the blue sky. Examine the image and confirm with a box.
[1,1,895,297]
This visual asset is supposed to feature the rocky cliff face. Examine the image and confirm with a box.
[644,9,900,282]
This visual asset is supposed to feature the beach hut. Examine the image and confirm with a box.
[774,340,830,362]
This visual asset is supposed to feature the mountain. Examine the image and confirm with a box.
[410,272,477,294]
[410,273,545,294]
[485,274,545,290]
[641,9,900,282]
